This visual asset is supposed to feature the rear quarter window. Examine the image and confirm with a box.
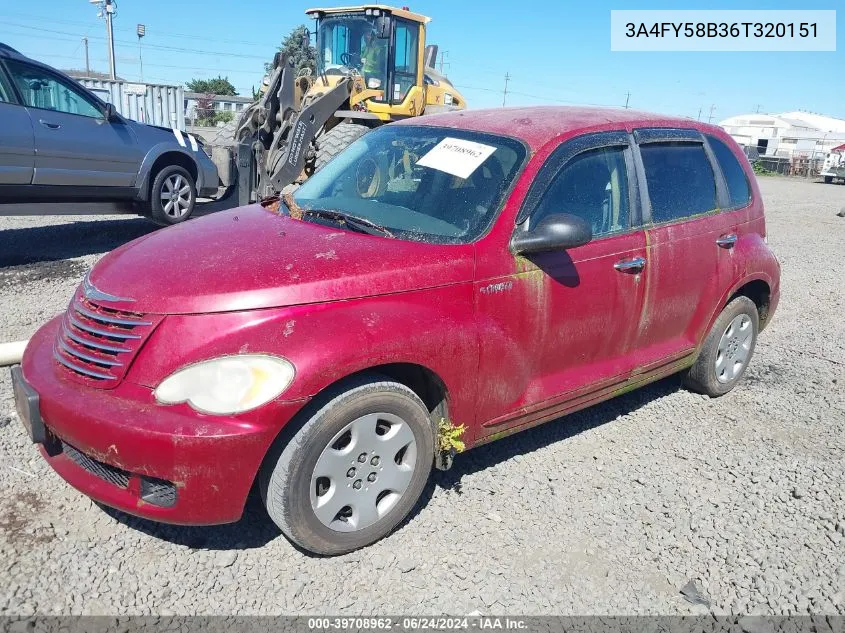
[640,142,717,223]
[707,134,752,208]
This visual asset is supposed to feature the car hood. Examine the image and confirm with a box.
[87,205,475,315]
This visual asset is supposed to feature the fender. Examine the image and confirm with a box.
[134,142,202,201]
[700,233,780,345]
[125,284,482,441]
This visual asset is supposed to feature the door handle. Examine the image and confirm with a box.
[716,233,738,248]
[38,119,61,129]
[614,256,646,272]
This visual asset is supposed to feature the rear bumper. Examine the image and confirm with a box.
[19,317,307,525]
[764,284,780,331]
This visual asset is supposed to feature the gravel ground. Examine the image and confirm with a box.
[0,177,843,616]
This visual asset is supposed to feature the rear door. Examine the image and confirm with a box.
[631,128,739,367]
[0,64,34,185]
[4,60,141,188]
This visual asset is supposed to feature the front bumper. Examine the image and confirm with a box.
[17,317,307,525]
[197,154,220,198]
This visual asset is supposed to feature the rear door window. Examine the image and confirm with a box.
[706,135,751,208]
[640,142,717,223]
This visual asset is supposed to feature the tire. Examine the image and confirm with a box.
[684,296,759,397]
[314,122,370,172]
[149,165,197,226]
[261,377,435,555]
[823,175,833,184]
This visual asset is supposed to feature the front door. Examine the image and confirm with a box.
[475,132,647,430]
[0,69,34,185]
[5,60,141,188]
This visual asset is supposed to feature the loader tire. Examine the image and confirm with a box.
[315,122,370,172]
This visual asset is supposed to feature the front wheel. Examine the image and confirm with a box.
[261,377,435,555]
[823,175,833,184]
[150,165,196,226]
[314,122,370,172]
[684,296,759,397]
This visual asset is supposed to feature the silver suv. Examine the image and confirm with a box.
[0,43,219,225]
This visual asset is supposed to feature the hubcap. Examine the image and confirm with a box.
[715,314,753,383]
[159,174,192,218]
[310,412,417,532]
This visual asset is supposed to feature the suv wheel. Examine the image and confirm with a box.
[261,377,435,555]
[685,296,759,397]
[150,165,196,225]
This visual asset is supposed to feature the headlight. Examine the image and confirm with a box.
[154,355,295,415]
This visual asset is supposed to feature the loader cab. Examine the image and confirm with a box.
[309,5,427,117]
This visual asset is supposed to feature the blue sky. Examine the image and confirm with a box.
[2,0,842,121]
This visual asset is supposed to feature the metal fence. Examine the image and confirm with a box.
[75,78,185,130]
[748,148,830,177]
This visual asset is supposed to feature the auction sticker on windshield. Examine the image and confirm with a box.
[416,137,497,179]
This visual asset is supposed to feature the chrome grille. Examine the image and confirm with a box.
[54,294,160,387]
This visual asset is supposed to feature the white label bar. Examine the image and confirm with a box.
[611,10,836,51]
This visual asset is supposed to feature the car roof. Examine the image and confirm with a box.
[403,106,719,151]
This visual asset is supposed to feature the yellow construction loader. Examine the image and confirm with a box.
[235,4,467,205]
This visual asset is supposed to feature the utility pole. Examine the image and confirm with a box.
[82,37,90,75]
[105,0,116,79]
[697,107,702,121]
[707,104,716,124]
[624,91,630,109]
[754,104,763,113]
[502,72,510,108]
[438,50,449,74]
[137,24,146,83]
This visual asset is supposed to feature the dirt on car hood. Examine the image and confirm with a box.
[86,205,475,315]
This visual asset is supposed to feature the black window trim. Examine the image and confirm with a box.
[4,59,107,120]
[515,131,643,240]
[0,60,22,105]
[631,127,730,227]
[702,133,754,211]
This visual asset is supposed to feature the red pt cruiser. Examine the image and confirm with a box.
[13,107,780,554]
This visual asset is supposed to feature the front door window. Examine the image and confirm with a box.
[5,60,103,118]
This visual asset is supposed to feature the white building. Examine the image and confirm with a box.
[184,92,253,124]
[719,111,845,158]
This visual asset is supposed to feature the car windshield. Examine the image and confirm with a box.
[293,125,526,244]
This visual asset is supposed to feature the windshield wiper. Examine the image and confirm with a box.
[302,208,394,238]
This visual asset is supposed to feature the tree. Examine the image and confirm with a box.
[186,76,238,96]
[193,93,216,125]
[270,25,316,75]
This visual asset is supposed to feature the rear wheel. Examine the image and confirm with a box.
[823,175,833,184]
[261,377,435,555]
[314,122,370,172]
[684,296,759,397]
[150,165,196,226]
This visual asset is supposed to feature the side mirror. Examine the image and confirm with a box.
[302,32,311,49]
[510,213,592,255]
[375,16,390,38]
[103,102,118,121]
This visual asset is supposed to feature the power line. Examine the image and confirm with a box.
[2,22,269,60]
[0,11,274,47]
